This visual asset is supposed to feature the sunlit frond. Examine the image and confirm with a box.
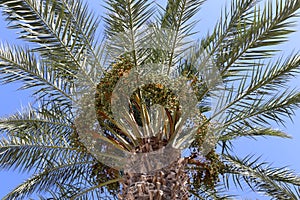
[0,0,101,75]
[2,159,94,200]
[159,0,206,72]
[223,154,300,199]
[221,54,300,129]
[220,127,291,141]
[104,0,154,65]
[0,43,74,106]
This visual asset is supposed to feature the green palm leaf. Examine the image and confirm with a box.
[223,154,300,199]
[104,0,154,66]
[2,160,94,200]
[159,0,205,72]
[0,0,101,75]
[0,43,74,106]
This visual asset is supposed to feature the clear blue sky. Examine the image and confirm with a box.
[0,0,300,199]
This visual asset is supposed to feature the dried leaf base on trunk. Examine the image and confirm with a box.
[118,158,189,200]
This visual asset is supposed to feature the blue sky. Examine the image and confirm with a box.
[0,0,300,199]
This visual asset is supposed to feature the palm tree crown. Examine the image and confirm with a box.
[1,0,300,199]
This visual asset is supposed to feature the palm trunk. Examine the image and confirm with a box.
[118,137,190,200]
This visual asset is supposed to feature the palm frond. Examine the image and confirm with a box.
[0,129,80,173]
[104,0,154,65]
[0,0,101,75]
[104,0,154,35]
[220,127,291,141]
[191,0,299,82]
[36,180,119,200]
[2,160,94,200]
[189,182,237,200]
[223,154,300,199]
[218,0,300,73]
[69,178,121,200]
[0,102,78,172]
[159,0,205,72]
[189,0,258,73]
[0,43,74,106]
[220,54,300,129]
[0,105,72,137]
[59,0,103,71]
[0,104,97,199]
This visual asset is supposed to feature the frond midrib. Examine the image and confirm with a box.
[0,118,71,129]
[224,155,300,198]
[21,0,94,85]
[61,0,104,74]
[69,177,122,200]
[167,0,188,74]
[208,57,300,125]
[1,143,78,152]
[3,160,95,200]
[0,50,74,101]
[223,5,298,73]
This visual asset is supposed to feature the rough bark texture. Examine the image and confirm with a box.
[118,158,189,200]
[118,137,190,200]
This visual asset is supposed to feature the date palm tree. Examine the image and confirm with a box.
[1,0,300,199]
